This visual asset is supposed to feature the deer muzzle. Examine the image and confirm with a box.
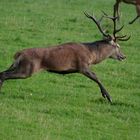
[117,54,126,61]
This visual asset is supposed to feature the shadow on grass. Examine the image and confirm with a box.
[92,98,139,109]
[91,98,108,104]
[8,94,47,103]
[111,100,136,108]
[0,91,5,95]
[9,94,26,100]
[0,90,45,102]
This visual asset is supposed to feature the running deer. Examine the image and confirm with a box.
[0,12,130,103]
[114,0,140,24]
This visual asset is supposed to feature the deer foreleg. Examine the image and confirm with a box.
[81,68,112,103]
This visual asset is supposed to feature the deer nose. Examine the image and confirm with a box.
[123,55,126,59]
[119,55,126,61]
[120,53,126,59]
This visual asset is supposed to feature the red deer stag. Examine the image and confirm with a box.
[114,0,140,24]
[0,12,130,103]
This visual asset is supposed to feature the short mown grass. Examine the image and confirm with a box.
[0,0,140,140]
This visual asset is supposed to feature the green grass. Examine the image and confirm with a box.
[0,0,140,139]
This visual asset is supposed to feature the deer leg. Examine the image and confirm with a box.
[114,1,120,20]
[129,3,140,24]
[0,62,33,90]
[81,68,112,103]
[129,15,140,24]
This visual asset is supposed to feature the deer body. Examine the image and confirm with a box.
[13,43,94,74]
[0,41,115,75]
[6,40,123,74]
[114,0,140,24]
[0,39,125,102]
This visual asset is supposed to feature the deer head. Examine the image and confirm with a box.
[84,11,130,61]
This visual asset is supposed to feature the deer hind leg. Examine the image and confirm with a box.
[114,0,120,20]
[129,15,139,24]
[129,4,140,24]
[80,68,112,103]
[0,59,33,90]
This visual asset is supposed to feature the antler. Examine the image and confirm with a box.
[116,35,131,41]
[84,12,109,38]
[84,11,130,42]
[102,11,130,41]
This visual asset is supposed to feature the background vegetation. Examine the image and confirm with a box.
[0,0,140,139]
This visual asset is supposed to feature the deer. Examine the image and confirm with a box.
[114,0,140,24]
[0,12,130,103]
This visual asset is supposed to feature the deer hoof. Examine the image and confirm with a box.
[106,95,112,103]
[102,91,112,103]
[102,93,106,98]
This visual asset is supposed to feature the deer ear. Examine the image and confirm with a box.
[109,37,117,46]
[109,40,114,45]
[106,35,113,42]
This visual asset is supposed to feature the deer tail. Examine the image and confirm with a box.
[14,51,22,60]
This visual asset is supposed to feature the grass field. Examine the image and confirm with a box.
[0,0,140,139]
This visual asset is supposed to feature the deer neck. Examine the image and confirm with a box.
[97,45,114,63]
[83,40,114,64]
